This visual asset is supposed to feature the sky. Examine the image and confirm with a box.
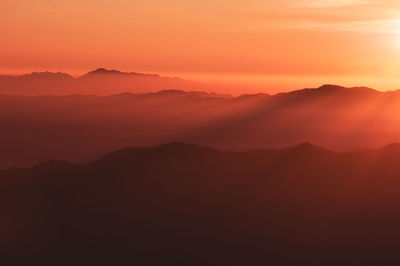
[2,0,400,93]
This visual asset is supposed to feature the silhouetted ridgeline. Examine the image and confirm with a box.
[2,143,400,265]
[0,68,205,95]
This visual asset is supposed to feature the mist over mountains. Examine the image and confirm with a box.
[3,142,400,265]
[3,69,400,265]
[1,75,400,167]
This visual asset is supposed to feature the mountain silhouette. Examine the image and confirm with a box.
[2,143,400,265]
[81,68,161,78]
[19,71,74,80]
[0,68,204,95]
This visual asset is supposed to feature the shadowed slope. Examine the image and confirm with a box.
[2,143,400,265]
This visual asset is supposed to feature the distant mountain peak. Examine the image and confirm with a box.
[317,84,346,91]
[89,68,123,75]
[317,84,377,94]
[21,71,73,79]
[283,142,332,156]
[94,142,218,166]
[378,143,400,154]
[153,142,219,156]
[83,68,160,78]
[293,142,323,150]
[278,84,380,99]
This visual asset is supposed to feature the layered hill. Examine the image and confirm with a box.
[1,84,400,167]
[2,143,400,265]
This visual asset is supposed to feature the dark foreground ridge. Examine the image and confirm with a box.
[2,142,400,265]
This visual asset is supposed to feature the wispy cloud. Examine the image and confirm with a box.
[289,0,400,33]
[296,0,369,8]
[234,0,400,34]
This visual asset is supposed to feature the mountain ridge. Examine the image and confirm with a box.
[1,83,400,168]
[3,141,400,265]
[80,68,162,78]
[0,68,394,97]
[0,68,205,95]
[5,142,400,171]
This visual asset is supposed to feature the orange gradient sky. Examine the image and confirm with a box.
[2,0,400,93]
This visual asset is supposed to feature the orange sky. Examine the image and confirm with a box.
[2,0,400,93]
